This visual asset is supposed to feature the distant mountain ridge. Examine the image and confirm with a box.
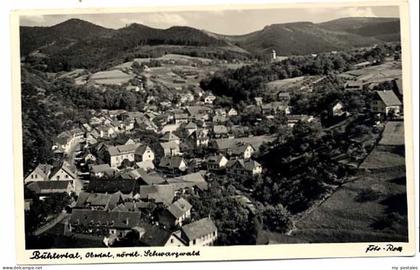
[20,17,400,70]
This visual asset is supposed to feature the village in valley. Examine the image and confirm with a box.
[20,16,407,248]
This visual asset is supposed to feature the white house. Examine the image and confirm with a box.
[204,95,216,105]
[49,161,77,183]
[371,90,402,115]
[24,164,53,184]
[180,218,217,246]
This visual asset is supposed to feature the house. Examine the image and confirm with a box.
[26,180,74,196]
[160,132,180,144]
[134,160,155,171]
[277,92,291,104]
[139,223,186,247]
[214,108,227,117]
[211,136,275,155]
[220,142,255,159]
[227,108,238,117]
[184,122,198,136]
[74,191,123,211]
[226,159,262,177]
[81,152,97,164]
[188,129,209,148]
[159,141,181,157]
[167,172,208,191]
[50,161,77,182]
[212,115,227,123]
[185,106,211,122]
[52,129,81,154]
[330,101,347,117]
[159,156,188,175]
[159,198,192,228]
[204,94,216,104]
[24,164,53,183]
[174,113,189,124]
[371,90,402,115]
[87,179,139,196]
[89,116,102,126]
[106,143,140,168]
[138,172,166,186]
[179,217,217,246]
[68,209,141,239]
[212,125,228,139]
[287,114,314,127]
[206,155,228,172]
[254,97,263,106]
[90,164,116,178]
[94,124,116,138]
[138,184,178,206]
[135,145,155,162]
[345,81,364,91]
[261,102,290,115]
[160,123,180,135]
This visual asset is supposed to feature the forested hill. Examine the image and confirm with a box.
[318,17,401,42]
[20,17,399,72]
[221,21,379,56]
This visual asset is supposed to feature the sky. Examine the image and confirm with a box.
[20,6,399,35]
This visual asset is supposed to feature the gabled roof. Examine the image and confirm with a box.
[167,198,192,219]
[140,172,166,185]
[278,92,291,98]
[160,141,180,151]
[107,143,140,156]
[139,185,177,206]
[229,142,254,156]
[167,172,208,190]
[174,113,189,119]
[76,191,122,210]
[26,164,53,180]
[135,160,155,171]
[185,106,212,116]
[226,159,260,171]
[50,161,77,179]
[135,145,153,155]
[206,155,227,164]
[159,156,186,169]
[376,90,402,106]
[27,180,72,194]
[181,218,217,241]
[185,122,198,129]
[212,136,275,151]
[139,222,174,246]
[69,209,141,229]
[213,125,228,134]
[160,132,180,142]
[87,179,139,194]
[90,164,114,174]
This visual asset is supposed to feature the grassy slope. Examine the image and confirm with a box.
[259,121,407,244]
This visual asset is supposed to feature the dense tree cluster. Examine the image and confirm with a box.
[200,44,398,104]
[188,181,260,245]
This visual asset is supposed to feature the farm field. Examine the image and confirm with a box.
[361,121,405,170]
[260,120,407,244]
[89,70,133,85]
[261,165,408,244]
[379,121,405,146]
[339,60,402,84]
[265,75,324,94]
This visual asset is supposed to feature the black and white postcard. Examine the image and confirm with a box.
[10,0,416,264]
